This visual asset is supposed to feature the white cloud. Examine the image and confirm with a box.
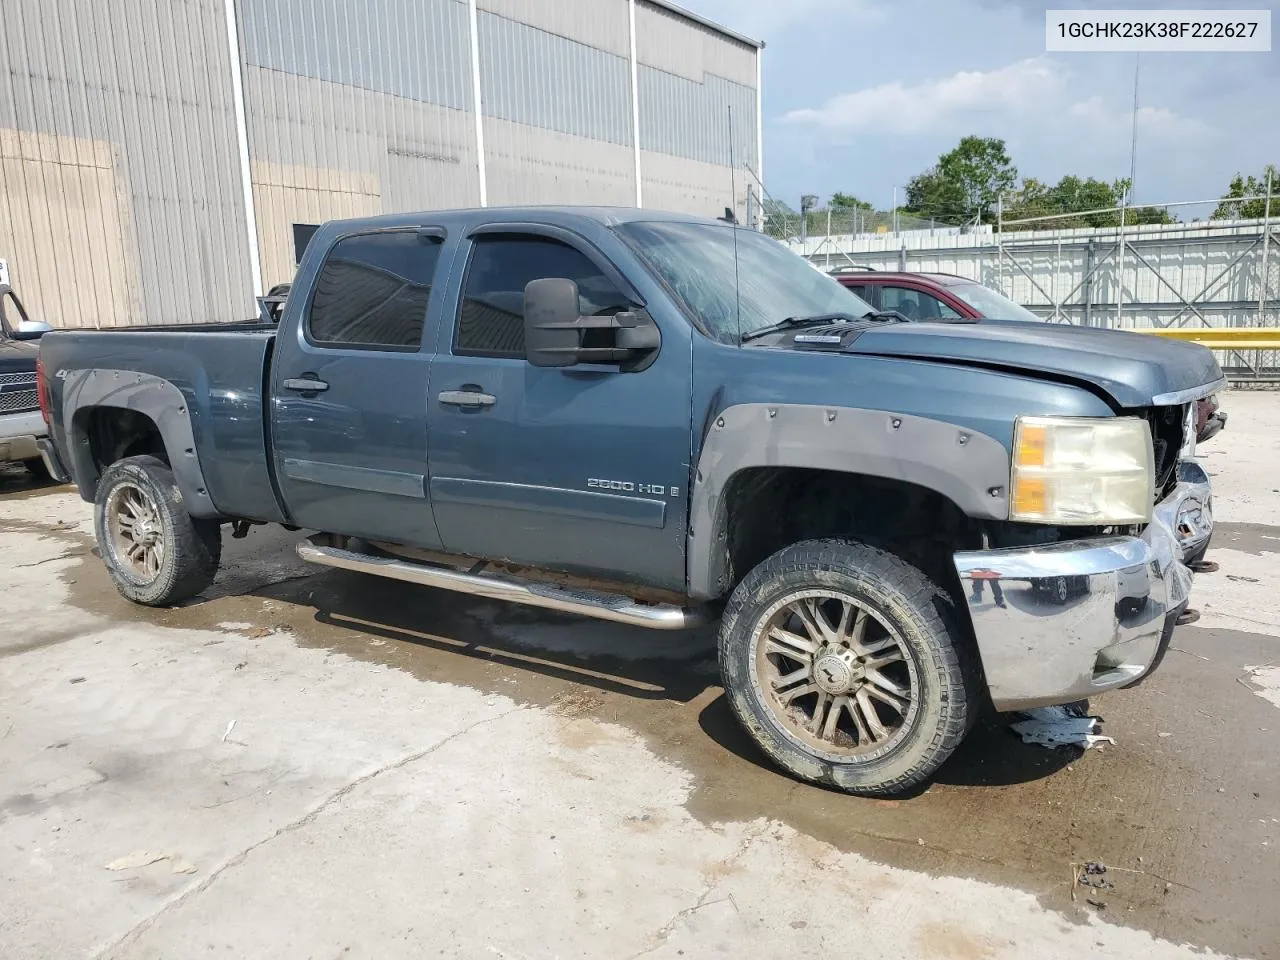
[781,56,1207,147]
[1067,97,1209,140]
[783,57,1065,133]
[679,0,883,42]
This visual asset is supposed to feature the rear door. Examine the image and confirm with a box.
[270,227,448,547]
[424,226,692,591]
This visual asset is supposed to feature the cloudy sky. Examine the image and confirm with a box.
[681,0,1280,212]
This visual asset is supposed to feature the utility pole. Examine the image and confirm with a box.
[1128,53,1140,201]
[1117,52,1140,331]
[1259,167,1274,326]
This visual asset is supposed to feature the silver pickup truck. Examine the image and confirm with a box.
[0,283,56,479]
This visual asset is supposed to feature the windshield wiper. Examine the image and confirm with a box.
[740,312,867,343]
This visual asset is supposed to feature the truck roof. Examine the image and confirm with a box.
[829,268,977,287]
[317,205,729,236]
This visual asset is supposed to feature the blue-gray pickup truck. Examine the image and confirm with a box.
[36,206,1221,797]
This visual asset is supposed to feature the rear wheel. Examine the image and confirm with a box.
[718,539,977,797]
[94,455,221,606]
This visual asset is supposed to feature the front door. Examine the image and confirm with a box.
[426,229,692,591]
[271,227,448,547]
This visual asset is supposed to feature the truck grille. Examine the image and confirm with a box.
[0,371,39,414]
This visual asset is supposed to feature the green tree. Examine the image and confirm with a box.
[830,192,873,211]
[904,136,1017,225]
[1002,175,1173,230]
[1212,165,1278,220]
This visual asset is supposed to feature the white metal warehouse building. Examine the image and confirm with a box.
[0,0,762,329]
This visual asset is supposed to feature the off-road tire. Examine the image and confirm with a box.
[94,455,222,606]
[718,538,978,798]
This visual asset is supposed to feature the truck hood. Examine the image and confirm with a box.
[843,319,1224,407]
[0,337,38,375]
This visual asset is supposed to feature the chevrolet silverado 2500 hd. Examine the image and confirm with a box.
[36,206,1220,796]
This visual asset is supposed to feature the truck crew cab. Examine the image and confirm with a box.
[36,206,1220,797]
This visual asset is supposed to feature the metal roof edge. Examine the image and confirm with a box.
[640,0,764,49]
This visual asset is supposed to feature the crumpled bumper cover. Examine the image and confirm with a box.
[1156,459,1212,564]
[954,477,1197,713]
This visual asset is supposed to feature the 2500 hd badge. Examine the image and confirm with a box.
[587,477,680,497]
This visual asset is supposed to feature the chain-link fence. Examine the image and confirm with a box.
[761,205,954,243]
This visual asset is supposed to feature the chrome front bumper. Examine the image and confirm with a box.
[0,409,46,463]
[954,476,1199,712]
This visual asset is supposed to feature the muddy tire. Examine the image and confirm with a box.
[94,455,221,606]
[718,539,977,798]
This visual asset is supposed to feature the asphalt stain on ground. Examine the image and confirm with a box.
[1213,521,1280,557]
[5,479,1279,959]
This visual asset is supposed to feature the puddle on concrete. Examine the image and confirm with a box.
[9,505,1280,960]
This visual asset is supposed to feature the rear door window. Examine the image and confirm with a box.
[308,231,443,350]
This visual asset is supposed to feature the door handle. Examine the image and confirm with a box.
[283,377,329,392]
[438,390,496,408]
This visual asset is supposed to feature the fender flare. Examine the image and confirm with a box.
[61,368,220,518]
[686,402,1011,599]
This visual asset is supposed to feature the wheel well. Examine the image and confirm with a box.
[73,406,169,490]
[720,468,984,598]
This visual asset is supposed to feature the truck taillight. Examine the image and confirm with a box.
[36,355,51,427]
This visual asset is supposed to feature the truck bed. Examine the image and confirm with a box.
[38,325,285,523]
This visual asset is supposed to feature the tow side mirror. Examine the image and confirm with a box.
[523,277,581,367]
[523,277,660,371]
[13,320,53,340]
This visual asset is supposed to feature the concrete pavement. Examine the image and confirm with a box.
[2,390,1278,959]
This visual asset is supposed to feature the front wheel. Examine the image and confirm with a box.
[94,455,222,606]
[718,539,978,797]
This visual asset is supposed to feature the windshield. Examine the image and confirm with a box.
[946,280,1045,323]
[615,220,875,342]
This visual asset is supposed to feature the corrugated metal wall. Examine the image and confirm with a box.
[0,0,254,328]
[239,0,480,289]
[634,0,758,220]
[477,1,637,207]
[0,0,760,327]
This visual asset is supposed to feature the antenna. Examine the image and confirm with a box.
[728,105,742,344]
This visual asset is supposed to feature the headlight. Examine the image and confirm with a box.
[1010,416,1154,525]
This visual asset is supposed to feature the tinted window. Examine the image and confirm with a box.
[844,283,874,304]
[455,235,631,358]
[880,285,961,321]
[308,231,441,349]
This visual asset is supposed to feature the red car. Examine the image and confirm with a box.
[830,266,1227,444]
[829,266,1045,324]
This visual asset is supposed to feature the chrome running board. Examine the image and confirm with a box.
[296,538,707,631]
